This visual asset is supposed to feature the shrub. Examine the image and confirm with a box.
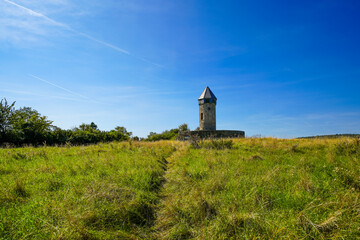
[198,139,234,150]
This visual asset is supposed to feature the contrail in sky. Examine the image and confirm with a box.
[3,0,68,28]
[3,0,161,65]
[29,74,92,101]
[77,32,130,54]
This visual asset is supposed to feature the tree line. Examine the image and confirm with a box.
[0,98,190,146]
[0,99,131,146]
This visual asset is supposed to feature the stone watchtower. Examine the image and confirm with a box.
[177,86,245,140]
[198,86,217,130]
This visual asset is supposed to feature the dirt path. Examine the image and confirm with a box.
[150,142,190,239]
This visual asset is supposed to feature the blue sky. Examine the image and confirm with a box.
[0,0,359,138]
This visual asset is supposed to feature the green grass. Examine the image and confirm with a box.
[1,138,359,239]
[0,141,178,239]
[156,138,360,239]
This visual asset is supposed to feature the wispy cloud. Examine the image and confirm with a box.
[2,0,161,66]
[0,88,92,102]
[4,0,67,28]
[3,0,128,52]
[29,74,94,102]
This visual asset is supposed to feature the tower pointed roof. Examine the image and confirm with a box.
[198,86,217,100]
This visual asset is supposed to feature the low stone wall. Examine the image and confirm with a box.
[177,130,245,140]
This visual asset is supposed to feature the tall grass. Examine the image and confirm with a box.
[1,138,359,239]
[0,141,178,239]
[156,138,360,239]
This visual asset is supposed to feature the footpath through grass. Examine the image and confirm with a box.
[0,138,359,239]
[0,141,180,239]
[156,138,360,239]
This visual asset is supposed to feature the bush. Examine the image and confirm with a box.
[198,139,234,150]
[146,129,179,141]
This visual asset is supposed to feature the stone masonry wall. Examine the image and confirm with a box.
[199,103,216,130]
[177,130,245,140]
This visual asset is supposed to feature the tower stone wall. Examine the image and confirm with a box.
[199,103,216,130]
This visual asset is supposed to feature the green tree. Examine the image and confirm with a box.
[11,107,53,145]
[148,132,157,138]
[178,123,189,132]
[0,98,16,141]
[1,99,133,146]
[79,122,98,132]
[115,126,132,137]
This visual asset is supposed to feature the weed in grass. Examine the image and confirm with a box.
[335,141,359,155]
[48,179,64,192]
[199,139,234,150]
[298,212,340,238]
[13,180,29,198]
[0,167,12,175]
[223,213,265,237]
[200,198,217,220]
[11,152,29,161]
[335,167,360,190]
[247,154,263,161]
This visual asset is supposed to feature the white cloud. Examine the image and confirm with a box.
[0,0,161,66]
[0,0,125,51]
[0,0,64,46]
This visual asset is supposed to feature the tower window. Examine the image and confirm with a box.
[200,113,203,120]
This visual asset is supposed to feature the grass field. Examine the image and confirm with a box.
[0,138,359,239]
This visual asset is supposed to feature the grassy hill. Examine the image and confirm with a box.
[299,134,360,139]
[0,138,359,239]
